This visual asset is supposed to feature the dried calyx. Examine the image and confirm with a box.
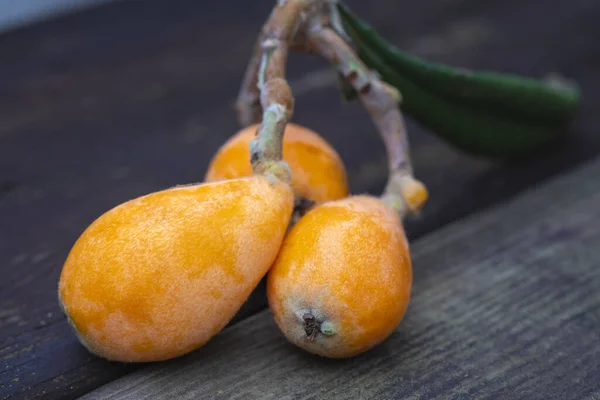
[302,313,320,341]
[237,0,428,218]
[302,312,336,341]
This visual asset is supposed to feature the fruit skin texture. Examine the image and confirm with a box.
[204,123,349,205]
[58,176,294,363]
[266,195,412,358]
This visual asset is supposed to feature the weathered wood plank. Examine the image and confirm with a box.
[83,156,600,400]
[1,0,600,398]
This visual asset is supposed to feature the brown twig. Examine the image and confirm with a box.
[305,22,427,216]
[236,0,322,128]
[235,35,264,127]
[238,1,428,214]
[246,1,308,179]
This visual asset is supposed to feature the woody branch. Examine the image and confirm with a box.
[305,21,427,215]
[247,1,306,173]
[238,1,427,215]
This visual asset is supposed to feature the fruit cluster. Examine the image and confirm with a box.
[58,121,423,362]
[57,0,430,364]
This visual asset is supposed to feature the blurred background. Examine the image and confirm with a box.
[1,0,598,399]
[0,0,115,33]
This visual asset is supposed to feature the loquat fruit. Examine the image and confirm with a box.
[59,175,294,362]
[266,195,412,358]
[205,123,349,218]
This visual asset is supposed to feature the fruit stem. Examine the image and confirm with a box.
[242,1,309,178]
[237,1,427,214]
[236,0,333,128]
[305,24,428,216]
[251,103,288,166]
[236,34,264,127]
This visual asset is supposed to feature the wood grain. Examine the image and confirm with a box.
[1,0,600,398]
[83,156,600,400]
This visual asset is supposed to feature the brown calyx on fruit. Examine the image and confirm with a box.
[303,313,321,341]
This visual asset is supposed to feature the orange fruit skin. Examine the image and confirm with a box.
[58,176,294,362]
[204,123,349,205]
[266,195,412,358]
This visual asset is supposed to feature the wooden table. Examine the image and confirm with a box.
[1,0,599,399]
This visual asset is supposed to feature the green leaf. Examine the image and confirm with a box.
[336,3,582,160]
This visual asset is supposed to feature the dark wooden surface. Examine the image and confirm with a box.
[1,0,599,398]
[82,156,600,400]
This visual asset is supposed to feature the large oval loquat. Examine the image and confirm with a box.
[266,195,412,358]
[59,175,294,362]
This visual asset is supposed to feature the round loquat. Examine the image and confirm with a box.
[204,123,349,217]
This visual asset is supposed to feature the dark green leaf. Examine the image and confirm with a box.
[335,2,582,159]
